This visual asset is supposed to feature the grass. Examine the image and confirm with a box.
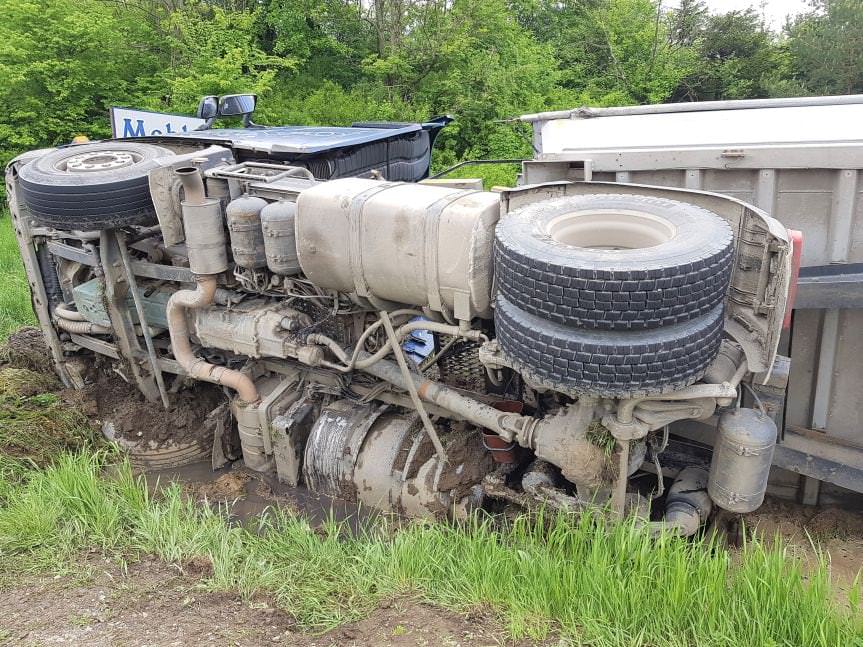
[0,367,98,492]
[0,451,860,646]
[0,208,860,645]
[0,213,37,340]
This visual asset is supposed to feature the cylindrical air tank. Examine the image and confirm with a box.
[226,195,268,269]
[261,200,301,276]
[708,407,777,513]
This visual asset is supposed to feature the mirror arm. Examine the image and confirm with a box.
[242,114,263,129]
[195,116,216,131]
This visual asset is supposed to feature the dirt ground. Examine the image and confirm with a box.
[739,498,863,601]
[75,357,225,449]
[0,557,526,647]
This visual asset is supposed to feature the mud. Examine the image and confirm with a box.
[0,557,529,647]
[80,365,225,448]
[741,497,863,542]
[0,326,53,374]
[147,460,369,530]
[0,329,224,457]
[731,497,863,598]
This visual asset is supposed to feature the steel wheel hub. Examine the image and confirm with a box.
[64,150,137,172]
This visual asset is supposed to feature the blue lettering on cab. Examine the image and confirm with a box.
[122,118,146,137]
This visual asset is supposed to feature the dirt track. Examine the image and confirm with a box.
[0,557,528,647]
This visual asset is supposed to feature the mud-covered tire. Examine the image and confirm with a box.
[494,194,734,330]
[18,142,174,230]
[494,296,724,397]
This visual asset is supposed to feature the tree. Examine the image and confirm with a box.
[668,0,707,48]
[787,0,863,95]
[518,0,695,106]
[257,0,372,86]
[0,0,162,161]
[672,8,778,101]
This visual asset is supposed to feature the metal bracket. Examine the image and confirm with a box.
[794,262,863,309]
[98,230,161,403]
[5,165,71,385]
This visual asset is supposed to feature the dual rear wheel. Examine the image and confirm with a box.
[17,142,174,230]
[493,194,734,397]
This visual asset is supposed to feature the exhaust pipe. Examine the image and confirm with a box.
[175,166,206,204]
[166,168,259,405]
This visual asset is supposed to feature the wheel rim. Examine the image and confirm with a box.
[61,150,140,172]
[545,208,677,250]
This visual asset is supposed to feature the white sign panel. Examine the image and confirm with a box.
[110,107,205,138]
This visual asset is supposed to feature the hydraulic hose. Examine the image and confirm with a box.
[353,321,485,369]
[55,317,111,335]
[54,303,111,333]
[55,303,87,322]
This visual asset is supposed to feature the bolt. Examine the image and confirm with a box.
[280,316,300,331]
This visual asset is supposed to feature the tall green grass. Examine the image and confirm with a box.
[0,212,858,645]
[0,452,860,646]
[0,214,36,340]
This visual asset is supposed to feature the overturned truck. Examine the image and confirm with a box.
[7,99,805,533]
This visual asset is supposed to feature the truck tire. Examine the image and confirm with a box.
[494,194,734,330]
[18,142,174,230]
[494,296,724,398]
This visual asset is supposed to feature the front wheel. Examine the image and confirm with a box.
[18,141,175,230]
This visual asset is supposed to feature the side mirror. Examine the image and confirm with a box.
[194,96,218,130]
[218,94,257,117]
[195,96,219,120]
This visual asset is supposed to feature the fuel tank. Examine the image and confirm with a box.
[295,178,500,320]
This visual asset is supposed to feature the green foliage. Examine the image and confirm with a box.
[0,452,860,644]
[0,0,161,161]
[0,216,36,338]
[147,4,293,115]
[0,0,862,178]
[673,8,780,101]
[258,0,373,85]
[0,368,97,500]
[787,0,863,95]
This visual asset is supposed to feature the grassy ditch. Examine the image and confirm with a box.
[0,215,36,340]
[0,212,860,645]
[0,366,98,494]
[0,450,860,646]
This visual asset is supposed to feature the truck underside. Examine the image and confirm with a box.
[6,128,794,534]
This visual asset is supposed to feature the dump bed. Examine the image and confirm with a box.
[520,95,863,501]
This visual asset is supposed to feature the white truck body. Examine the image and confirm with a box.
[520,95,863,502]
